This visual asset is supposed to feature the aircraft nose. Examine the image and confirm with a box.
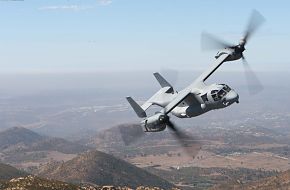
[224,90,239,105]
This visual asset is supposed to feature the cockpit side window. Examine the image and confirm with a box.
[211,90,219,101]
[211,89,228,101]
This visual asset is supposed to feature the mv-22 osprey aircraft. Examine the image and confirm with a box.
[126,10,265,138]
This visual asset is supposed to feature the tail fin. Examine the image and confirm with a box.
[126,97,147,118]
[153,72,172,88]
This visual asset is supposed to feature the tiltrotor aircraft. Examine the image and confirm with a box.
[126,10,265,139]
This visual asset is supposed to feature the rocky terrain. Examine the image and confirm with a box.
[74,121,290,189]
[0,160,178,190]
[0,175,81,190]
[0,127,177,189]
[0,175,180,190]
[1,93,290,189]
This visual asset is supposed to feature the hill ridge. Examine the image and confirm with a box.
[37,149,174,189]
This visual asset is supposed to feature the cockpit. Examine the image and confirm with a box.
[211,84,231,101]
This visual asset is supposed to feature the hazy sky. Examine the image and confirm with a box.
[0,0,289,72]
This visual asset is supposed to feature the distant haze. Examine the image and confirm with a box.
[0,70,289,138]
[0,70,288,96]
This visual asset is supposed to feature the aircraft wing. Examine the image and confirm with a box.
[194,53,230,83]
[162,89,201,114]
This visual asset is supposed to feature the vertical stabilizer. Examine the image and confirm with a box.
[153,72,172,88]
[126,97,147,118]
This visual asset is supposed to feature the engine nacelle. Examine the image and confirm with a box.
[140,113,167,132]
[185,104,207,117]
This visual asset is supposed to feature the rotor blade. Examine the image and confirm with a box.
[201,32,234,51]
[243,10,266,44]
[167,120,188,142]
[242,56,264,95]
[119,124,145,146]
[167,120,201,158]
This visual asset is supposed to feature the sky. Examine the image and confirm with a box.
[0,0,290,73]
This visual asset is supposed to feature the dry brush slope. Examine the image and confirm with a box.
[37,150,174,189]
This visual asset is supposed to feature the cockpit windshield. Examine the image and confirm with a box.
[211,84,231,101]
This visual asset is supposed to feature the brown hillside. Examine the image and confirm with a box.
[37,150,174,189]
[211,169,290,190]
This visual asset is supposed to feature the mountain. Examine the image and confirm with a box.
[0,127,91,171]
[37,150,174,189]
[27,137,89,154]
[0,163,28,180]
[211,169,290,190]
[0,126,89,154]
[0,127,43,150]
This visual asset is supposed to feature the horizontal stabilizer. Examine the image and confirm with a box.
[126,97,147,118]
[141,102,153,111]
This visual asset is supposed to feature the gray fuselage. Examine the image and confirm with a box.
[171,84,239,118]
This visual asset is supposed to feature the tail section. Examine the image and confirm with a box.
[126,97,147,118]
[127,72,177,116]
